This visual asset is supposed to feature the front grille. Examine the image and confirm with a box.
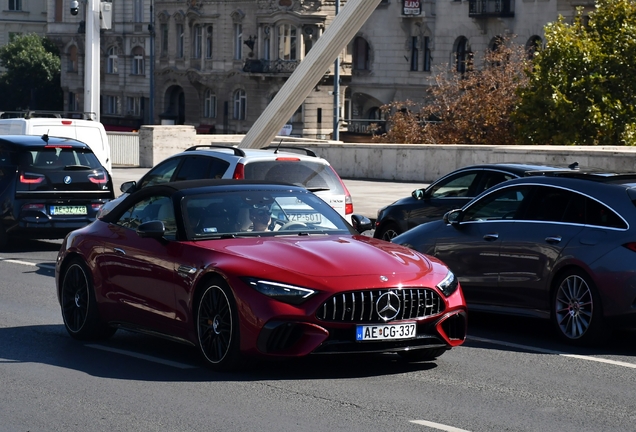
[316,288,445,323]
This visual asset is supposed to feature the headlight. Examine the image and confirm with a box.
[242,278,317,305]
[436,270,459,297]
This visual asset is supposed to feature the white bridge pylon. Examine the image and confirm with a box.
[238,0,382,149]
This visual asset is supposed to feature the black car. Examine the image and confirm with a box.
[0,134,114,248]
[392,170,636,345]
[374,163,575,241]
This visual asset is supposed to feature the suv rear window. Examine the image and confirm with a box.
[243,160,345,194]
[19,147,102,170]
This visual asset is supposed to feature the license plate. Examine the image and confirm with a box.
[289,213,322,223]
[356,323,417,341]
[50,205,87,215]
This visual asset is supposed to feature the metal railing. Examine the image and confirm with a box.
[108,132,139,166]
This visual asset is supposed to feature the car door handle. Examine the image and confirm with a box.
[545,236,562,244]
[114,247,126,255]
[483,233,499,241]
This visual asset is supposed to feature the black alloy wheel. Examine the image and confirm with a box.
[377,222,401,241]
[552,269,605,345]
[398,347,447,362]
[61,259,115,340]
[196,281,241,370]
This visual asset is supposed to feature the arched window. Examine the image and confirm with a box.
[456,37,471,73]
[68,45,78,72]
[204,89,216,118]
[277,24,297,60]
[107,46,118,74]
[132,46,145,75]
[233,89,246,120]
[353,37,370,71]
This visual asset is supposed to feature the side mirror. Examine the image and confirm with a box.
[351,214,373,233]
[121,180,137,193]
[136,220,166,239]
[411,188,426,200]
[443,209,462,226]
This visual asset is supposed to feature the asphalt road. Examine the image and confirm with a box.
[1,244,636,431]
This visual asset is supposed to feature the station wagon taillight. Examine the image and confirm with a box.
[19,172,45,184]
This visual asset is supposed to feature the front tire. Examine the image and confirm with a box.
[196,281,241,371]
[60,259,115,340]
[551,269,605,346]
[376,222,401,241]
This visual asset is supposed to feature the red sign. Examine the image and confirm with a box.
[403,0,422,15]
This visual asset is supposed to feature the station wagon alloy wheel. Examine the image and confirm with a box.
[553,271,603,344]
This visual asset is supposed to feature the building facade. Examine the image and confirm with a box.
[39,0,594,137]
[47,0,154,130]
[0,0,48,72]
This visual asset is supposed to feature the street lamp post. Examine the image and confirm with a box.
[149,0,155,124]
[333,0,340,141]
[84,0,100,122]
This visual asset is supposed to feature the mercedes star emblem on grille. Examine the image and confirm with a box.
[376,291,401,321]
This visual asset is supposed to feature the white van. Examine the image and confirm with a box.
[0,116,112,174]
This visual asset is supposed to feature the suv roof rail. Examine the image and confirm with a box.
[184,144,246,157]
[260,145,317,158]
[0,110,97,120]
[526,170,636,182]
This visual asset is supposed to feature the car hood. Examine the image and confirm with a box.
[209,235,433,278]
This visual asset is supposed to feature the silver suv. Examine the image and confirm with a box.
[99,145,353,221]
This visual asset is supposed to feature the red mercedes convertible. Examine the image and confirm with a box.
[55,179,466,370]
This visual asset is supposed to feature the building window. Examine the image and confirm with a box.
[134,0,143,23]
[68,92,79,111]
[205,26,213,59]
[105,96,119,115]
[132,46,145,75]
[423,36,431,71]
[126,97,141,116]
[233,89,246,120]
[204,89,216,118]
[177,23,184,58]
[278,24,297,60]
[55,0,63,22]
[192,25,202,59]
[234,23,243,60]
[160,24,168,56]
[68,46,78,72]
[263,27,271,61]
[526,35,542,60]
[353,37,370,71]
[410,36,419,71]
[456,36,471,73]
[9,0,22,11]
[107,46,118,74]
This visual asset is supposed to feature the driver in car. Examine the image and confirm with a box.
[249,204,274,231]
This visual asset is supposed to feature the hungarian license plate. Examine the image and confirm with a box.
[50,205,87,216]
[356,323,417,341]
[289,213,322,223]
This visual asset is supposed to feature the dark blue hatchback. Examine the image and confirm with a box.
[0,134,114,248]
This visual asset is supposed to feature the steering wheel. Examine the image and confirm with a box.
[279,221,308,231]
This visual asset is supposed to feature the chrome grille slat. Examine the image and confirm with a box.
[317,288,445,323]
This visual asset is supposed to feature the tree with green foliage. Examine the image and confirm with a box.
[0,33,63,111]
[514,0,636,145]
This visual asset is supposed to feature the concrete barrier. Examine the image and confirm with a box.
[132,125,636,182]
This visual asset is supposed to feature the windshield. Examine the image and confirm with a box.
[19,147,102,170]
[183,189,351,239]
[243,160,345,193]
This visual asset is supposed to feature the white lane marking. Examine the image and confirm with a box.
[410,420,471,432]
[0,257,55,270]
[85,344,198,369]
[470,336,636,369]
